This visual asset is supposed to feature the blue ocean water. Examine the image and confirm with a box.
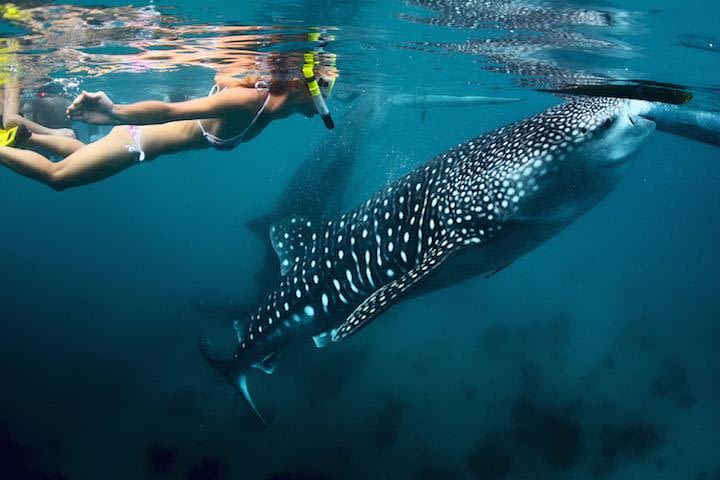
[0,0,719,479]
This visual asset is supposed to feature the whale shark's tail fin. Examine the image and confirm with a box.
[198,336,269,426]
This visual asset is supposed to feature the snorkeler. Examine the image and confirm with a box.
[0,80,80,143]
[0,57,337,191]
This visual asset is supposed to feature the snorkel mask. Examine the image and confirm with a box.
[302,31,336,130]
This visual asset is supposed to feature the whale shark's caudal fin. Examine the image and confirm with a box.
[198,336,269,426]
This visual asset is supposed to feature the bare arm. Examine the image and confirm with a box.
[67,89,255,125]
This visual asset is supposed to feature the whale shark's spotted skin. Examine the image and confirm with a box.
[402,0,616,31]
[203,97,656,420]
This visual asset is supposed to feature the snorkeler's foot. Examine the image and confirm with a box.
[0,124,32,147]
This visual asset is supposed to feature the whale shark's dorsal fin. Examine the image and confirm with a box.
[332,243,461,342]
[270,217,317,275]
[252,352,278,374]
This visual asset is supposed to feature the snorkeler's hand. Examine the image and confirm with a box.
[67,91,117,124]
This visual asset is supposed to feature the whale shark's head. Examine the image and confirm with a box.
[472,97,657,225]
[564,97,656,167]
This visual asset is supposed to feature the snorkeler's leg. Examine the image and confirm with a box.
[3,80,76,138]
[0,127,137,190]
[26,132,85,157]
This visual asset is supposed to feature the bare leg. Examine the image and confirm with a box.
[27,133,85,157]
[0,127,139,190]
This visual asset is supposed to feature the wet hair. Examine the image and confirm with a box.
[227,52,337,94]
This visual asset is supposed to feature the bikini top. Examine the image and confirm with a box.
[197,82,271,151]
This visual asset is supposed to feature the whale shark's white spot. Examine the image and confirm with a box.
[366,267,375,288]
[338,250,344,259]
[304,306,315,317]
[313,275,319,284]
[295,289,302,298]
[346,270,360,293]
[321,293,329,311]
[388,242,394,252]
[326,260,332,268]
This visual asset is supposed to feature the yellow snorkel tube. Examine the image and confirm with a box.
[302,50,335,130]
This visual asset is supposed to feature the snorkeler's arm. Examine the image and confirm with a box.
[3,82,53,135]
[67,89,254,125]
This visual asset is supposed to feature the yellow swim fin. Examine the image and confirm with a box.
[0,125,30,147]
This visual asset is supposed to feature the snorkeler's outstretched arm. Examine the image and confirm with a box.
[67,89,256,125]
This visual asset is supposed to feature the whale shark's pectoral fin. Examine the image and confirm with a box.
[270,217,317,275]
[332,243,459,342]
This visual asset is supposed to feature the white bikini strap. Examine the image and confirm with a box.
[238,91,271,139]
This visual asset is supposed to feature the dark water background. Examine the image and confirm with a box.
[1,0,719,479]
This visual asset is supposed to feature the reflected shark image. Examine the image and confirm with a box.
[200,96,679,423]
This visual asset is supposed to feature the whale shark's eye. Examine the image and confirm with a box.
[601,118,613,129]
[580,127,588,134]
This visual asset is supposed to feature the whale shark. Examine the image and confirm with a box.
[193,92,523,319]
[200,96,665,423]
